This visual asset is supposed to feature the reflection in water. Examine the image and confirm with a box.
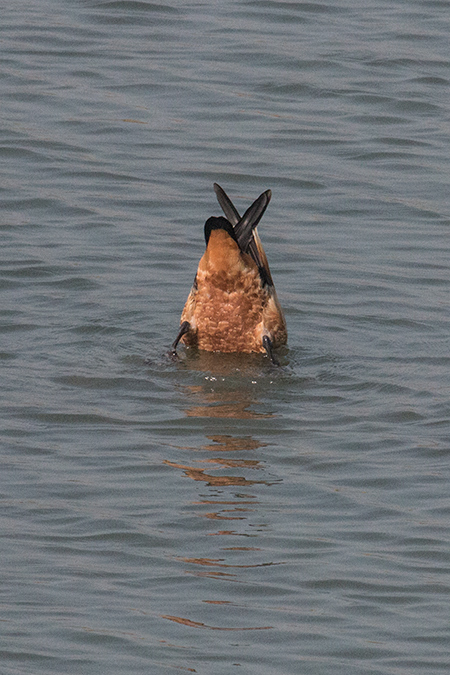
[177,349,274,377]
[163,459,263,487]
[202,456,261,469]
[181,353,276,420]
[179,557,282,570]
[163,370,281,633]
[200,434,266,452]
[184,385,273,419]
[162,615,272,631]
[204,509,250,522]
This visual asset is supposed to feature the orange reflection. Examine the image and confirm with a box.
[162,615,272,631]
[163,460,264,487]
[163,354,282,602]
[179,556,281,570]
[200,434,266,453]
[204,511,247,521]
[202,457,261,469]
[183,385,274,420]
[178,349,270,377]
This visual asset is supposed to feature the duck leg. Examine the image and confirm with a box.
[262,335,280,366]
[171,321,191,358]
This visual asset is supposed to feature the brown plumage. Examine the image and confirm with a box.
[171,184,287,364]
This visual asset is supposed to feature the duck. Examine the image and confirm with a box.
[171,183,287,364]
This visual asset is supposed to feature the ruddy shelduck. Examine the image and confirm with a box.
[171,184,287,364]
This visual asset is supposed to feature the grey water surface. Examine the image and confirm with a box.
[1,1,449,673]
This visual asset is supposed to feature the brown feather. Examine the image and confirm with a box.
[179,228,286,354]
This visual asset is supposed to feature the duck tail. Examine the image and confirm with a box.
[213,184,274,286]
[213,183,240,226]
[213,182,272,250]
[233,189,271,253]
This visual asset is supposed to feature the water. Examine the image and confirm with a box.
[1,1,449,673]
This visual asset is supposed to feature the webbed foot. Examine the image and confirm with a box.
[170,321,191,359]
[262,335,280,366]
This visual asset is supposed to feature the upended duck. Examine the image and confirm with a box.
[171,183,287,365]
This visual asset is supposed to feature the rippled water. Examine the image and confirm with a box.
[1,1,449,673]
